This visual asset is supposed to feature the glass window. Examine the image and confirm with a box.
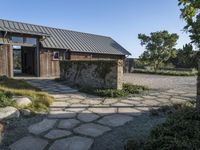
[11,36,23,43]
[25,38,37,45]
[53,51,60,60]
[64,51,70,60]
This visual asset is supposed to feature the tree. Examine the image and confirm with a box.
[138,31,179,71]
[178,0,200,111]
[174,44,198,68]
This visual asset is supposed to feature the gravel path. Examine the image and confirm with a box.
[124,73,196,92]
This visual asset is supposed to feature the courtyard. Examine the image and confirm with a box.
[1,73,196,150]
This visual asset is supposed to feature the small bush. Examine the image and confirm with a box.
[144,108,200,150]
[0,91,14,107]
[123,83,148,94]
[95,89,129,97]
[79,84,147,98]
[0,75,8,81]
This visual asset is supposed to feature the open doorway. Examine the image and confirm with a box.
[13,46,37,77]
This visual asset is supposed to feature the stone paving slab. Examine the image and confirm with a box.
[28,119,57,135]
[58,119,80,129]
[49,136,94,150]
[44,129,72,139]
[48,111,76,119]
[9,136,48,150]
[98,114,133,127]
[77,111,100,122]
[74,123,111,137]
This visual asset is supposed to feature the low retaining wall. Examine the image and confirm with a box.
[60,60,123,89]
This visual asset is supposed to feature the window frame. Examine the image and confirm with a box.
[53,51,60,60]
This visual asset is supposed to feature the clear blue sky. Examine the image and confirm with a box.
[0,0,190,58]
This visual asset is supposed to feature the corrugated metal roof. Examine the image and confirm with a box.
[0,19,131,55]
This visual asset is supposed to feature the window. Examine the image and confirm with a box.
[24,38,37,45]
[64,51,70,60]
[11,36,23,43]
[53,51,60,60]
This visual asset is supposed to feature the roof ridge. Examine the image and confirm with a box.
[0,18,111,39]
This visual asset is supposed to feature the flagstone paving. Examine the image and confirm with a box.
[8,79,196,150]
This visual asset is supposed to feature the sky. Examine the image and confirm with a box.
[0,0,190,58]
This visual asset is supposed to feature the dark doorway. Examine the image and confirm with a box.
[13,46,37,76]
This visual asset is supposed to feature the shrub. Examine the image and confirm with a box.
[0,75,8,81]
[0,91,14,107]
[79,84,147,98]
[95,89,129,97]
[144,108,200,150]
[123,83,148,94]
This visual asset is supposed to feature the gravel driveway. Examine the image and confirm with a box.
[124,73,197,92]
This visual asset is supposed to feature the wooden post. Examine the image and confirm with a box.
[197,60,200,112]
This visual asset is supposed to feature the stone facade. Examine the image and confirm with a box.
[60,60,123,90]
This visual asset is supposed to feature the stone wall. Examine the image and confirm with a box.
[60,60,123,89]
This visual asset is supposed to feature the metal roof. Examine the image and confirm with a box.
[0,19,131,55]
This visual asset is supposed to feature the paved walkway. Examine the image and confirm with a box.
[9,79,196,150]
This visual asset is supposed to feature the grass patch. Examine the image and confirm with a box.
[133,69,197,76]
[0,77,53,112]
[79,83,148,98]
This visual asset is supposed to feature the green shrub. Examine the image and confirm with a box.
[144,108,200,150]
[79,84,147,98]
[95,89,129,97]
[0,91,14,107]
[0,75,8,81]
[123,83,148,94]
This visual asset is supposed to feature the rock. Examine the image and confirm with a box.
[49,136,93,150]
[12,96,32,107]
[73,123,111,137]
[20,109,31,116]
[9,136,48,150]
[0,106,20,120]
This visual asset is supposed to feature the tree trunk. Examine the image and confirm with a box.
[197,60,200,112]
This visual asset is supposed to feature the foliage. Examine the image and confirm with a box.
[178,0,200,49]
[138,31,179,71]
[95,88,129,97]
[179,0,200,111]
[79,83,148,98]
[144,108,200,150]
[168,44,200,68]
[0,91,14,107]
[123,83,148,94]
[133,69,197,76]
[0,78,53,112]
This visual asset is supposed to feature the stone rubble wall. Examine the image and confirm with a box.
[60,60,123,90]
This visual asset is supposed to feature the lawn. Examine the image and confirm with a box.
[0,76,53,112]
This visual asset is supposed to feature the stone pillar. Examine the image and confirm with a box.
[197,60,200,111]
[116,59,123,90]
